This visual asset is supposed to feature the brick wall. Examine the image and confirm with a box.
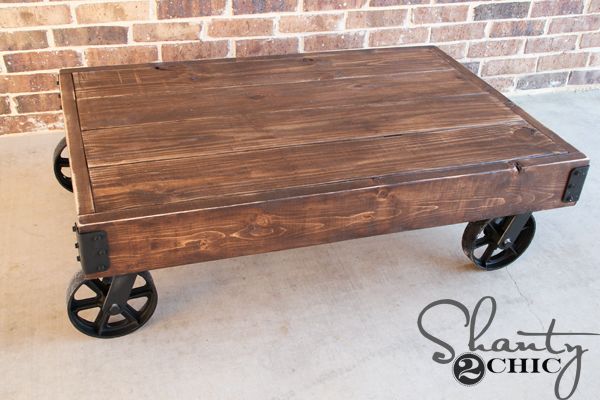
[1,0,599,135]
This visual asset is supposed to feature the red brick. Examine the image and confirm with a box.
[0,113,63,135]
[53,26,128,46]
[233,0,296,14]
[467,39,523,58]
[304,0,367,11]
[14,93,61,113]
[590,0,600,12]
[369,28,429,47]
[4,50,82,73]
[208,18,273,37]
[484,77,515,92]
[304,32,366,52]
[279,14,343,33]
[412,5,469,24]
[462,61,480,74]
[371,0,428,4]
[0,30,47,51]
[0,5,70,28]
[161,41,229,62]
[0,97,10,115]
[157,0,225,19]
[473,2,530,21]
[489,20,545,38]
[133,22,201,42]
[568,70,600,85]
[531,0,583,17]
[548,15,600,34]
[537,52,589,71]
[236,38,298,57]
[347,10,407,29]
[524,35,577,53]
[436,42,467,59]
[430,23,486,42]
[580,32,600,48]
[481,58,537,76]
[75,1,148,23]
[590,53,600,67]
[85,46,159,67]
[1,73,57,93]
[516,72,568,89]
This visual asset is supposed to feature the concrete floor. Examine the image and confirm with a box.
[1,90,599,400]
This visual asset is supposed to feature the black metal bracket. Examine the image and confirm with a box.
[496,213,531,249]
[102,274,137,316]
[562,165,589,203]
[73,224,110,274]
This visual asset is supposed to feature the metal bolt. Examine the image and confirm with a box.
[98,249,106,256]
[108,304,121,315]
[74,243,79,249]
[567,196,574,202]
[97,264,106,272]
[93,235,102,241]
[503,238,512,247]
[72,224,77,232]
[76,256,81,262]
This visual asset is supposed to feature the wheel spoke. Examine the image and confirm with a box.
[94,310,110,335]
[122,305,141,326]
[57,157,70,168]
[84,279,105,296]
[480,244,497,264]
[71,297,100,312]
[129,285,153,299]
[474,237,489,248]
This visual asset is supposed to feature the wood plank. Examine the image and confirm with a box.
[59,72,95,214]
[76,69,483,130]
[72,47,447,96]
[81,92,527,167]
[430,47,581,155]
[80,158,585,278]
[88,122,565,213]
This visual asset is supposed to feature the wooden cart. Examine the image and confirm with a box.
[54,46,589,338]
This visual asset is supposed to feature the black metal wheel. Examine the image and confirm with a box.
[53,137,73,192]
[66,270,158,338]
[462,214,536,271]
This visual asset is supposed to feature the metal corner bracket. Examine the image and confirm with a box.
[562,165,589,203]
[73,224,110,274]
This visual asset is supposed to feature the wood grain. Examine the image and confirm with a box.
[82,92,524,167]
[72,46,448,96]
[81,158,586,277]
[76,70,483,130]
[58,72,95,214]
[55,46,589,277]
[88,122,564,213]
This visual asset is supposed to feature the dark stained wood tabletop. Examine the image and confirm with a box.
[59,46,588,277]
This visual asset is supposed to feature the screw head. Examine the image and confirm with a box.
[97,264,107,272]
[98,249,106,256]
[108,304,121,315]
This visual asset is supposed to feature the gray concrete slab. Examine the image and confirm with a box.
[1,90,599,400]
